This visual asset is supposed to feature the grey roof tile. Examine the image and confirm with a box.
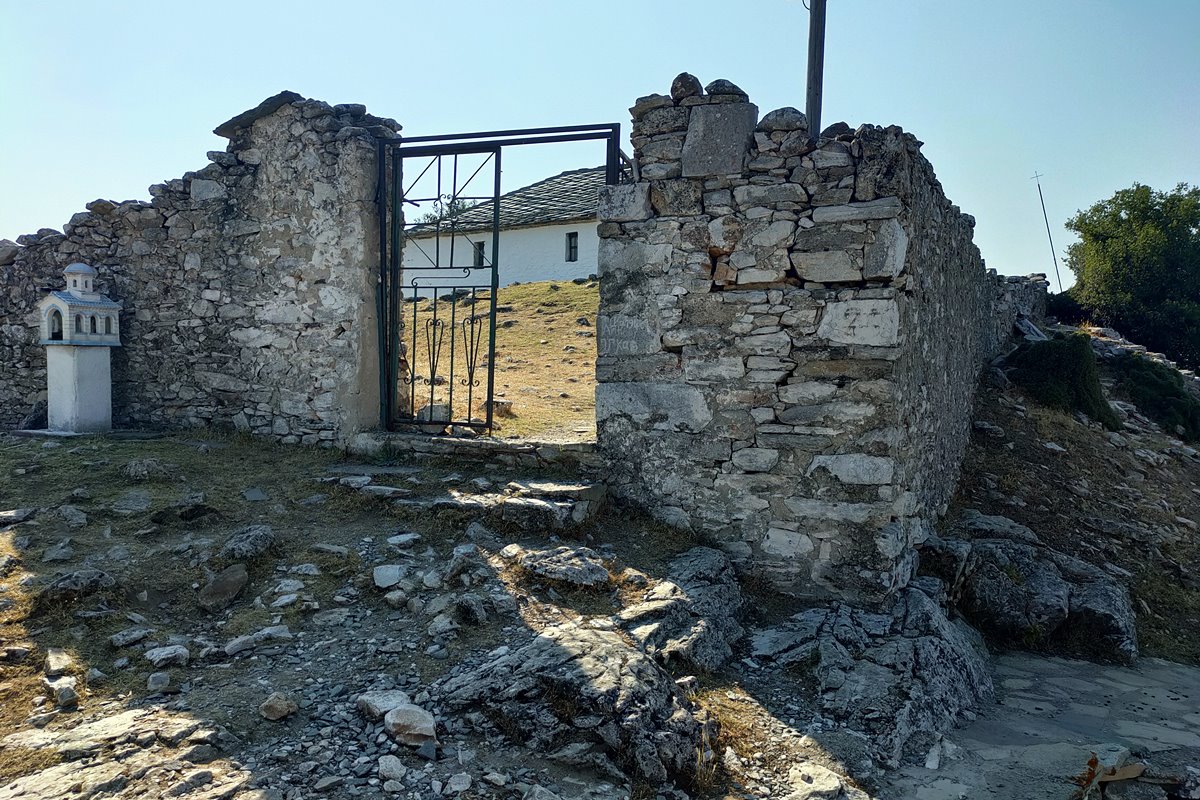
[50,291,121,309]
[408,166,603,236]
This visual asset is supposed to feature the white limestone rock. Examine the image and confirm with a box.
[383,703,437,746]
[790,250,861,283]
[817,298,900,347]
[811,197,902,223]
[807,454,896,485]
[597,183,652,223]
[144,645,190,668]
[762,529,815,558]
[682,102,759,177]
[863,218,909,279]
[731,448,780,472]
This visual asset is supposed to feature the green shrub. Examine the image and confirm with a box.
[1067,183,1200,370]
[1046,290,1086,325]
[1113,353,1200,442]
[1008,334,1122,430]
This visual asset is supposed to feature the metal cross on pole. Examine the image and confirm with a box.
[806,0,827,144]
[1031,172,1065,293]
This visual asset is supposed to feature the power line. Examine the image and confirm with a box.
[1031,171,1064,293]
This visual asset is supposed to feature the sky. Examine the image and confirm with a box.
[2,1,1198,290]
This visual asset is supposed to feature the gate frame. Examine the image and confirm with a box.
[375,124,625,433]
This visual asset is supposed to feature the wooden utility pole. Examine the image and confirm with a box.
[806,0,827,143]
[1032,172,1065,293]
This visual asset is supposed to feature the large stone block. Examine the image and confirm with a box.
[775,386,837,412]
[783,498,891,524]
[811,197,902,223]
[807,454,896,485]
[683,356,746,382]
[597,314,661,357]
[732,184,808,207]
[595,353,683,383]
[681,103,758,177]
[817,299,900,346]
[863,218,909,280]
[731,447,780,472]
[598,183,653,222]
[649,179,703,216]
[189,179,227,202]
[790,250,861,283]
[743,219,796,251]
[761,528,815,557]
[597,238,673,278]
[596,383,712,433]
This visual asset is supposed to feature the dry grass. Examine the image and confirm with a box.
[0,745,63,783]
[0,431,365,733]
[695,686,759,761]
[402,279,598,442]
[690,680,860,799]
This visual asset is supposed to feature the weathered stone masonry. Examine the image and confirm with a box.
[595,75,1047,602]
[0,92,395,443]
[0,78,1047,609]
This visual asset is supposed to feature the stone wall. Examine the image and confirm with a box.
[596,74,1048,603]
[0,92,394,444]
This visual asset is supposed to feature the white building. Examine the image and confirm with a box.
[401,167,601,287]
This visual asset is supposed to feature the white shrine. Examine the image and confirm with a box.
[37,263,121,432]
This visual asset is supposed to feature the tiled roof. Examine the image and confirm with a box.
[49,291,121,309]
[407,166,603,237]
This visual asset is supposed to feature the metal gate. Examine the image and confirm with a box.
[376,125,625,433]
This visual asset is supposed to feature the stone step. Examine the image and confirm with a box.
[390,480,607,529]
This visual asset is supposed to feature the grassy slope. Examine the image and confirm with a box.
[404,279,599,442]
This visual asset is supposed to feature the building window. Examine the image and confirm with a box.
[71,279,77,288]
[90,316,98,333]
[105,317,113,334]
[75,315,83,333]
[49,309,63,341]
[565,232,579,263]
[472,241,485,267]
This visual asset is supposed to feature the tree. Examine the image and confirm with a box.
[1066,183,1200,368]
[415,194,479,224]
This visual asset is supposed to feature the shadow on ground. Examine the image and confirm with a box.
[0,431,860,800]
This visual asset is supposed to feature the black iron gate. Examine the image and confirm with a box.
[376,125,625,434]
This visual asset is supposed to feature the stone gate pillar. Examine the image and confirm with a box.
[595,75,1015,604]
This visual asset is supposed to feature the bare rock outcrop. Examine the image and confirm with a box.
[752,588,994,767]
[434,620,716,784]
[617,546,744,672]
[921,510,1138,664]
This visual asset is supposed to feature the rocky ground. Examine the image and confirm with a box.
[0,431,860,800]
[3,328,1200,800]
[948,324,1200,666]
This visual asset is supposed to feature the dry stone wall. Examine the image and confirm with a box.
[596,75,1047,603]
[0,92,395,443]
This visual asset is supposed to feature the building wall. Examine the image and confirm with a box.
[595,80,1048,602]
[0,94,395,443]
[403,221,599,286]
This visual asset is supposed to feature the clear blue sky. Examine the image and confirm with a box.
[3,1,1198,289]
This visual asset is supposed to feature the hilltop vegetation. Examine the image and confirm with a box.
[1065,182,1200,369]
